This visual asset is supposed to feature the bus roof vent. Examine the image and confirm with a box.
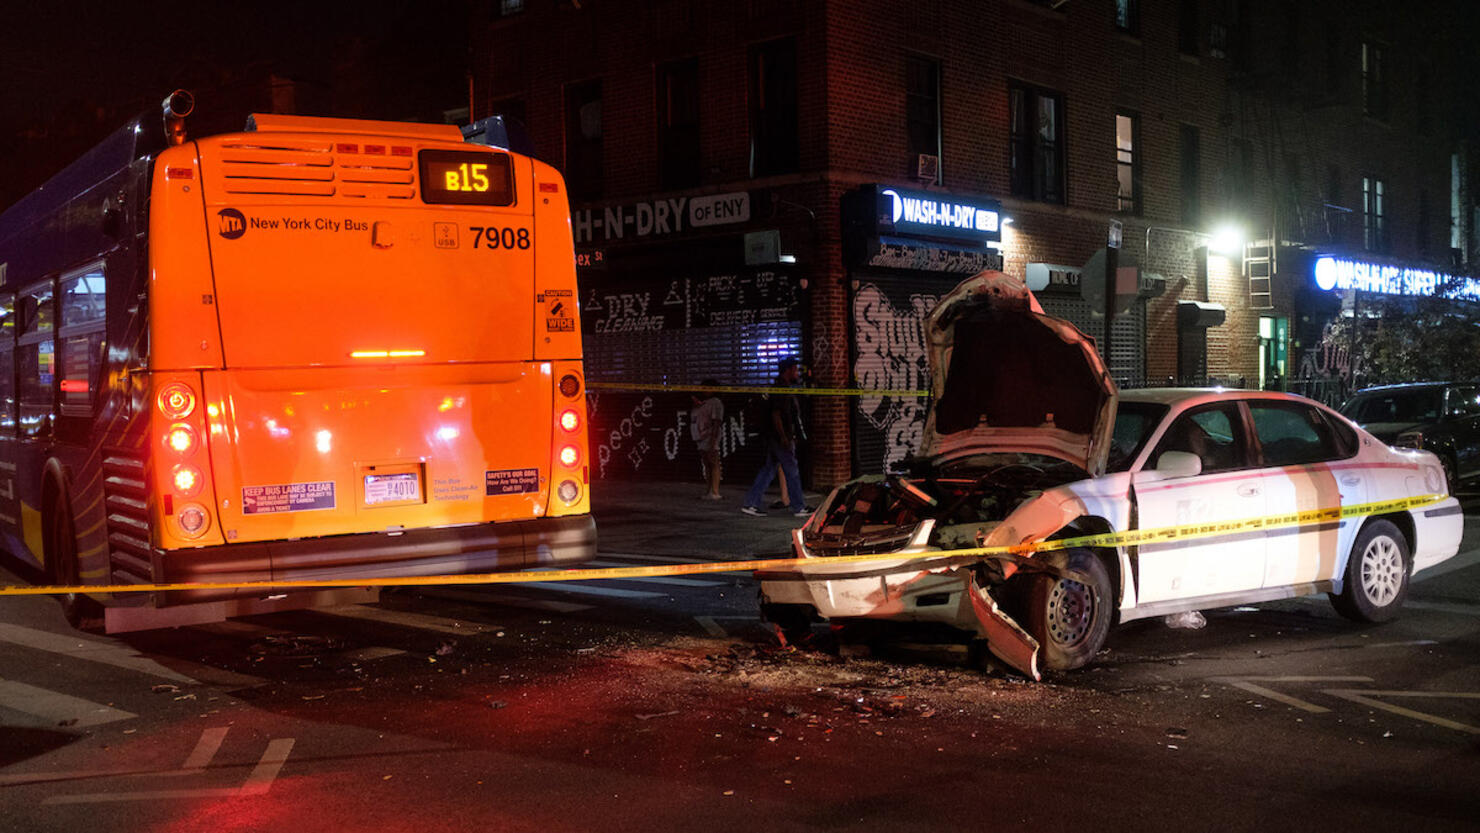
[246,113,464,143]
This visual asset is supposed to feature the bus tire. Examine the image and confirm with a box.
[48,490,103,633]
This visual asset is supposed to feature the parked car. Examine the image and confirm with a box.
[757,271,1463,679]
[1340,382,1480,492]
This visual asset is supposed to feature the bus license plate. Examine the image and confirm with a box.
[364,472,421,505]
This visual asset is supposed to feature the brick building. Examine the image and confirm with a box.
[471,0,1473,489]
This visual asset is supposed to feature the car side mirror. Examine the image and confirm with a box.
[1156,450,1202,478]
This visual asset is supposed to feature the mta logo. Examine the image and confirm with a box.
[217,208,246,239]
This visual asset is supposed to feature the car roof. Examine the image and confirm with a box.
[1118,387,1319,408]
[1349,382,1456,395]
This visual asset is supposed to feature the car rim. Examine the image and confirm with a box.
[1360,536,1403,607]
[1046,577,1093,646]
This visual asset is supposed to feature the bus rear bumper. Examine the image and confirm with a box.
[155,514,597,605]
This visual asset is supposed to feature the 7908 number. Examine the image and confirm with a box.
[470,226,531,249]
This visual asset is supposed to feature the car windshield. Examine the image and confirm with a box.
[1343,389,1443,424]
[1107,401,1169,472]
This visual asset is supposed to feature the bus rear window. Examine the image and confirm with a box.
[418,149,514,206]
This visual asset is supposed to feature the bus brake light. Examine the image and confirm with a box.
[559,409,580,432]
[172,465,202,496]
[559,445,579,467]
[158,383,196,419]
[559,374,581,397]
[165,425,196,454]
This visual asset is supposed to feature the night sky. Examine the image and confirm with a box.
[0,0,471,207]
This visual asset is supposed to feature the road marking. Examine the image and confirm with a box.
[317,605,498,636]
[1322,690,1480,735]
[694,616,726,637]
[338,646,406,662]
[0,677,136,728]
[0,623,195,684]
[520,582,666,599]
[1210,676,1373,713]
[410,587,591,613]
[178,727,228,774]
[42,737,296,803]
[240,738,294,795]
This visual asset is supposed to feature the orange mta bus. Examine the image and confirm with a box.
[0,92,594,631]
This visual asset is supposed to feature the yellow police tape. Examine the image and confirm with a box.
[587,381,931,397]
[0,493,1451,598]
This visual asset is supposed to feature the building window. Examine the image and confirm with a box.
[564,80,603,201]
[1363,176,1386,252]
[906,55,941,182]
[1178,0,1199,55]
[498,0,524,16]
[657,58,701,190]
[1362,40,1388,120]
[1009,83,1065,204]
[1115,0,1140,35]
[1115,112,1140,214]
[1180,125,1200,225]
[748,38,799,178]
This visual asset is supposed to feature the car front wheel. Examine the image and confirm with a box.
[1330,519,1410,623]
[1024,549,1113,672]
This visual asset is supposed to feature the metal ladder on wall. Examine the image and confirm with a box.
[1246,241,1274,310]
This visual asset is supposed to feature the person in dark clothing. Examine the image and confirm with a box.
[741,357,812,517]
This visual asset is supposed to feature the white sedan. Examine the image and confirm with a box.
[757,271,1462,679]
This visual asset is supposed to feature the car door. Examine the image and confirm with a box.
[1248,400,1364,588]
[1132,401,1266,605]
[1443,384,1480,482]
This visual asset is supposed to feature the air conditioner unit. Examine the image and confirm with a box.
[915,153,940,182]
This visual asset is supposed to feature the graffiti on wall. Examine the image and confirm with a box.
[852,284,940,471]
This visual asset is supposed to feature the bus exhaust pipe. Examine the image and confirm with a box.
[162,89,194,146]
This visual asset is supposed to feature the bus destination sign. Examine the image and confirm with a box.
[419,149,515,207]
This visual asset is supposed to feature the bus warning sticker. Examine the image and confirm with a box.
[486,468,540,496]
[242,481,338,514]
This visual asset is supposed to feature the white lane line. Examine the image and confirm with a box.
[0,623,195,684]
[0,677,136,728]
[338,646,406,662]
[694,616,727,637]
[519,582,666,599]
[239,738,295,795]
[317,605,498,636]
[178,727,229,774]
[410,587,591,613]
[1210,676,1373,714]
[1323,690,1480,735]
[41,737,296,803]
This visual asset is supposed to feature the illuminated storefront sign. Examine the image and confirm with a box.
[1313,256,1480,300]
[876,186,1001,244]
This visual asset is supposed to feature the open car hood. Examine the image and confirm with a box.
[920,270,1119,476]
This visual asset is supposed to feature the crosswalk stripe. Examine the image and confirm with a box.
[316,605,500,635]
[0,677,136,728]
[519,582,666,599]
[0,623,195,684]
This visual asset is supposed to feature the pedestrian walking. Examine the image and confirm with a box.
[690,380,724,500]
[741,357,813,517]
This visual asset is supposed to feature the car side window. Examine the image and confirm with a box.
[1249,401,1341,467]
[1153,404,1245,473]
[1446,385,1480,418]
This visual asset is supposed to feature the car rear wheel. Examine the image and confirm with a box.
[1024,550,1112,672]
[1330,519,1410,623]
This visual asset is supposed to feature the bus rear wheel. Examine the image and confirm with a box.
[48,493,103,632]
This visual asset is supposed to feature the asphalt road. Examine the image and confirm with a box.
[1,484,1477,832]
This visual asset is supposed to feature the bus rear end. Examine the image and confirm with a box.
[133,114,593,610]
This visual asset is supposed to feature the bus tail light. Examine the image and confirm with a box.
[172,465,203,496]
[558,445,579,467]
[177,504,210,537]
[559,374,581,398]
[557,480,580,504]
[559,409,580,432]
[165,424,196,455]
[158,382,197,419]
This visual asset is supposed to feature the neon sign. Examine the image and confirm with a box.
[876,187,1001,243]
[1313,256,1480,301]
